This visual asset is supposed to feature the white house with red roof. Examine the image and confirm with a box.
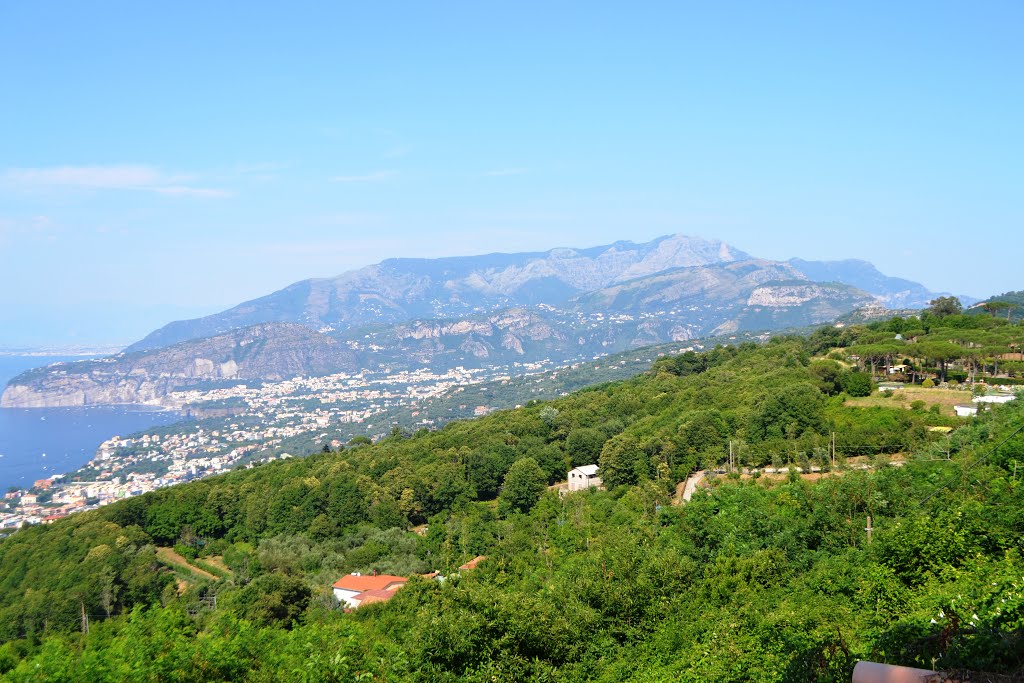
[332,573,408,608]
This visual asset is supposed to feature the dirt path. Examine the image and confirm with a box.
[672,471,707,504]
[670,461,906,505]
[672,480,687,505]
[200,555,233,575]
[672,470,706,504]
[156,547,218,580]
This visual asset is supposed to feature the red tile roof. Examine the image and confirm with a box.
[332,574,407,591]
[352,588,399,605]
[459,555,486,571]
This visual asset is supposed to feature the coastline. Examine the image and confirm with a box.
[0,402,186,492]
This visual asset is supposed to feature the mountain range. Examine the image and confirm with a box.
[126,235,750,352]
[2,234,967,408]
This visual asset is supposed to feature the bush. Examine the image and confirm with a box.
[498,458,547,515]
[173,543,197,560]
[910,400,926,412]
[921,378,935,388]
[227,572,311,628]
[841,371,873,397]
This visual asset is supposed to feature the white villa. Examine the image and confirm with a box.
[567,464,602,491]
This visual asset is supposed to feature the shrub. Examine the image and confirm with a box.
[498,457,547,514]
[841,371,873,397]
[227,572,311,628]
[921,378,935,388]
[910,400,926,411]
[173,543,197,560]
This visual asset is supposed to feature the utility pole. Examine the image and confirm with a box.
[729,441,733,472]
[865,516,873,545]
[831,432,836,468]
[80,602,89,635]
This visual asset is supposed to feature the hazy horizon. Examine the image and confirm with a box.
[2,2,1021,347]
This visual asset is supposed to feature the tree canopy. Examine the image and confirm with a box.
[0,324,1022,681]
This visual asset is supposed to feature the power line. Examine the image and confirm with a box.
[916,420,1024,508]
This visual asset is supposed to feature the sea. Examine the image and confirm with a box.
[0,355,184,491]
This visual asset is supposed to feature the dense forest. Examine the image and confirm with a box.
[0,312,1022,682]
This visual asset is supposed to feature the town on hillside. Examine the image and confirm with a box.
[4,306,1023,532]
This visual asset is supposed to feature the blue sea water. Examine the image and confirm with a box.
[0,356,183,491]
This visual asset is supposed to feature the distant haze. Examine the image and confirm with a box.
[2,3,1020,347]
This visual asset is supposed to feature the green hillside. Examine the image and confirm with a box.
[0,327,1022,681]
[968,290,1024,322]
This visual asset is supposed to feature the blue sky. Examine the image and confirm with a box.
[1,2,1021,347]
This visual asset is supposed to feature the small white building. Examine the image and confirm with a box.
[567,464,602,491]
[954,404,978,418]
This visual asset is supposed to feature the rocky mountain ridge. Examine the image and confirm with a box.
[126,235,748,352]
[4,262,878,408]
[5,235,964,408]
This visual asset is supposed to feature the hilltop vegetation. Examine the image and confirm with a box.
[817,300,1024,385]
[0,321,1022,681]
[968,290,1024,322]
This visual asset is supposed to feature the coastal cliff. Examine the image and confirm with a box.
[1,323,357,408]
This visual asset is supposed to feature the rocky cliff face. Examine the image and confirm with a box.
[572,260,874,338]
[785,258,971,308]
[746,283,850,307]
[0,375,182,409]
[1,323,356,408]
[574,260,808,312]
[376,308,567,365]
